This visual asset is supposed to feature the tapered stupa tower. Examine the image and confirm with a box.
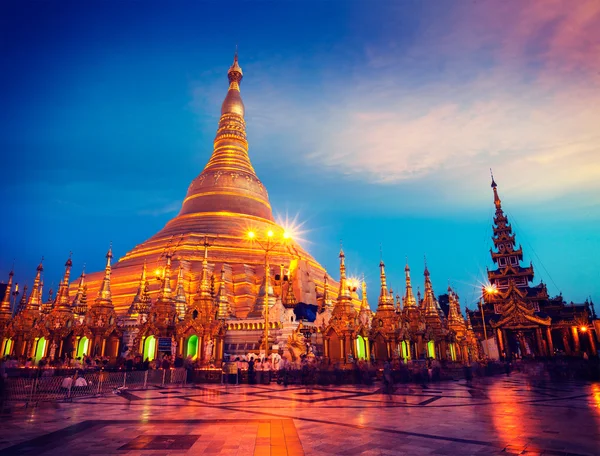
[75,54,330,315]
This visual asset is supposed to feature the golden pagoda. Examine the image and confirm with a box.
[75,54,331,316]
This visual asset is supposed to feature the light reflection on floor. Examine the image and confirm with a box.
[0,373,598,455]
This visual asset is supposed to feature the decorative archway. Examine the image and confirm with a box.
[76,337,89,358]
[2,338,13,356]
[187,334,199,360]
[427,340,436,358]
[400,340,410,361]
[355,335,367,360]
[143,335,156,361]
[374,333,387,361]
[34,337,47,361]
[327,329,342,361]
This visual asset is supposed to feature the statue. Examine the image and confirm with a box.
[205,339,214,361]
[286,325,306,362]
[171,336,177,356]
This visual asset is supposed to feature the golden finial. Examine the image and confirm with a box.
[490,169,502,209]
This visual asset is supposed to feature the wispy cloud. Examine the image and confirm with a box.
[137,200,180,216]
[206,1,600,211]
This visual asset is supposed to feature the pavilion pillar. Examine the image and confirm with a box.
[545,327,554,356]
[323,337,329,359]
[535,328,544,357]
[561,330,571,355]
[199,336,205,363]
[571,326,581,353]
[496,329,505,358]
[365,337,371,361]
[588,331,597,356]
[101,338,106,356]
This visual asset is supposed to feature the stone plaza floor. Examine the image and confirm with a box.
[0,373,599,455]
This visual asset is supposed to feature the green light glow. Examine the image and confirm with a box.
[355,335,366,360]
[144,336,156,361]
[187,335,199,360]
[35,338,46,362]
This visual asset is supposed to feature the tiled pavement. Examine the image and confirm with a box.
[0,374,599,455]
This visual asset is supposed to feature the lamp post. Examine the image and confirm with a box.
[246,228,292,354]
[480,284,499,357]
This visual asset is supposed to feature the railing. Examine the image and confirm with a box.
[2,368,188,408]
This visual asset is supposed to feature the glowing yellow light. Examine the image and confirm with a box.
[154,269,162,276]
[580,326,588,332]
[485,285,498,294]
[283,231,291,239]
[267,230,274,237]
[247,231,255,239]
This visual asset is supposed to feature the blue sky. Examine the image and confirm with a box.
[1,1,599,310]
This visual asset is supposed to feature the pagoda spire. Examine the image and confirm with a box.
[447,286,464,326]
[174,265,188,318]
[54,253,73,311]
[0,269,14,321]
[403,260,417,308]
[25,259,44,312]
[378,260,394,309]
[177,52,274,224]
[130,261,147,311]
[198,238,212,299]
[422,260,439,317]
[466,311,474,330]
[338,247,349,299]
[72,267,88,317]
[322,273,331,310]
[17,286,27,313]
[95,245,113,307]
[361,275,369,311]
[158,252,173,300]
[332,246,355,316]
[491,169,502,211]
[487,172,534,293]
[216,265,230,319]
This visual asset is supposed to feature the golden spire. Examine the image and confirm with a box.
[131,260,147,309]
[466,310,474,330]
[198,237,212,299]
[175,265,188,317]
[17,285,28,313]
[378,259,393,309]
[158,252,173,300]
[361,275,369,311]
[54,253,73,311]
[403,259,417,308]
[447,286,464,326]
[422,259,439,317]
[216,265,230,319]
[177,53,274,223]
[26,259,44,312]
[96,245,113,307]
[73,267,88,316]
[338,247,349,298]
[491,168,502,211]
[0,269,14,318]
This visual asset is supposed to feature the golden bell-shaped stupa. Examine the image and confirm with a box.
[77,54,330,316]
